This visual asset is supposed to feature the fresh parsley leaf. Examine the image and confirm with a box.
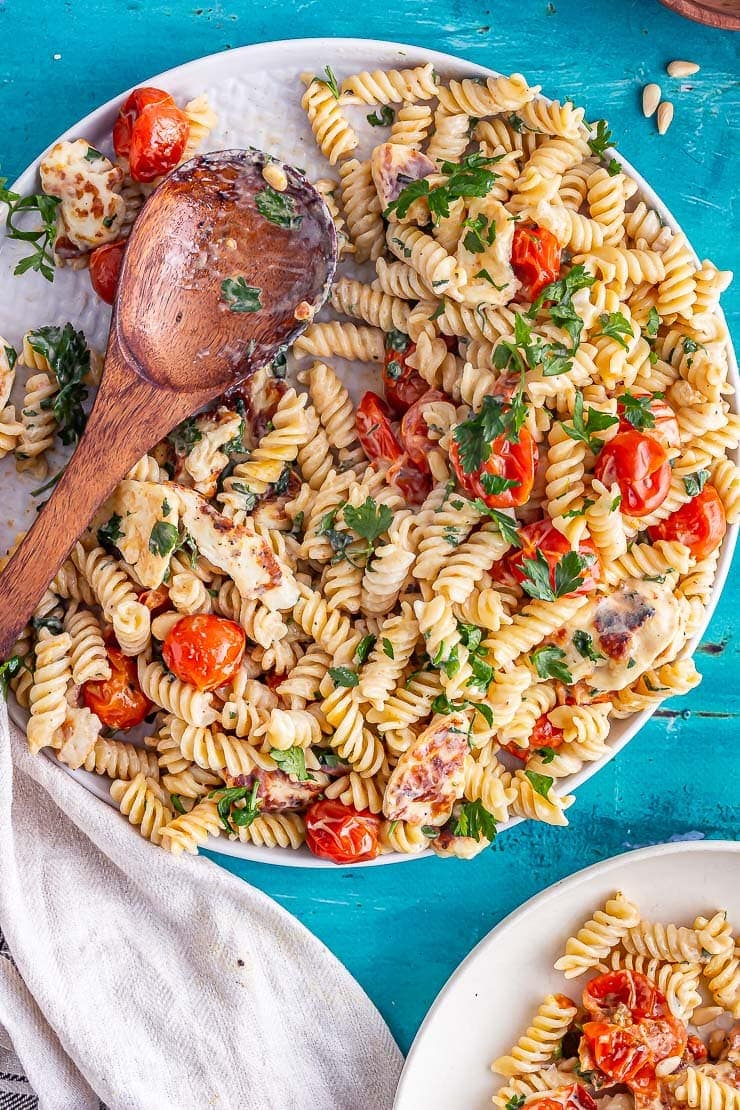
[506,1097,526,1110]
[149,520,180,558]
[255,186,302,229]
[3,344,17,370]
[221,277,262,313]
[314,65,340,99]
[470,506,521,547]
[521,549,594,601]
[573,629,604,662]
[480,473,519,496]
[270,746,315,781]
[453,799,497,843]
[527,264,594,324]
[594,310,633,350]
[475,267,507,290]
[463,212,497,254]
[168,417,202,455]
[535,746,557,764]
[563,390,619,453]
[524,770,554,799]
[555,549,595,598]
[355,634,376,664]
[645,306,661,338]
[385,152,501,222]
[26,323,91,446]
[97,513,123,551]
[588,119,620,172]
[468,653,494,692]
[531,644,573,684]
[458,623,483,652]
[2,188,61,282]
[618,391,656,430]
[328,666,359,688]
[683,469,710,497]
[209,782,261,833]
[170,794,186,815]
[385,327,410,352]
[382,638,395,659]
[343,497,393,544]
[452,391,526,474]
[0,656,21,698]
[384,177,431,220]
[421,825,441,839]
[520,550,556,601]
[84,146,104,162]
[429,300,446,322]
[367,105,394,126]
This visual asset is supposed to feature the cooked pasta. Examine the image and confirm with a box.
[554,893,642,978]
[492,993,578,1077]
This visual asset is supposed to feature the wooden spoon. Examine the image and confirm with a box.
[0,149,337,659]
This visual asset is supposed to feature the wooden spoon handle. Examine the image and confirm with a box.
[0,342,207,659]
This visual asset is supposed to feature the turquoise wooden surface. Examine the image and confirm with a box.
[2,0,739,1058]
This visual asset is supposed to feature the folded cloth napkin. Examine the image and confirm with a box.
[0,706,403,1110]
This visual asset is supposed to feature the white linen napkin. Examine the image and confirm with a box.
[0,706,403,1110]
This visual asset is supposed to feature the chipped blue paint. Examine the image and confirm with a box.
[2,0,739,1057]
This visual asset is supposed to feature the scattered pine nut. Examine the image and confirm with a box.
[692,1005,724,1026]
[667,59,700,77]
[642,83,661,118]
[657,101,674,135]
[262,162,289,192]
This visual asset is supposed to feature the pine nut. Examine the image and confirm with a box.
[667,59,700,77]
[692,1005,724,1026]
[656,1056,683,1078]
[657,101,674,135]
[642,83,661,118]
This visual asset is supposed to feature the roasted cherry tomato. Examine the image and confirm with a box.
[511,223,562,301]
[582,1022,654,1087]
[82,646,152,730]
[450,425,537,509]
[137,584,170,615]
[584,970,664,1022]
[304,800,381,864]
[687,1035,708,1063]
[648,484,726,560]
[617,393,680,452]
[113,85,189,182]
[500,711,566,761]
[386,453,433,505]
[382,337,427,412]
[526,1084,597,1110]
[89,240,126,304]
[497,519,602,595]
[356,391,403,465]
[162,614,245,692]
[399,389,447,471]
[594,430,671,518]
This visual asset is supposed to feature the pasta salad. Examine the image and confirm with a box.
[491,893,740,1110]
[0,60,737,862]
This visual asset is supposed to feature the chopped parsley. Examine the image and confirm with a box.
[683,469,710,497]
[531,644,573,684]
[0,174,61,282]
[170,794,187,815]
[31,614,64,635]
[480,473,520,496]
[384,151,503,222]
[453,799,497,843]
[367,105,394,126]
[645,307,661,339]
[462,212,497,253]
[563,390,619,453]
[209,782,261,833]
[587,119,622,175]
[475,267,506,290]
[168,417,202,456]
[535,746,557,764]
[270,746,315,781]
[220,277,262,313]
[3,344,17,370]
[573,629,604,662]
[0,656,21,699]
[314,65,340,99]
[618,391,657,431]
[355,634,376,664]
[385,328,410,352]
[524,770,554,799]
[520,548,595,601]
[382,638,395,659]
[594,310,634,349]
[26,323,91,446]
[98,513,123,551]
[328,666,359,688]
[452,387,527,474]
[148,520,180,559]
[255,186,302,229]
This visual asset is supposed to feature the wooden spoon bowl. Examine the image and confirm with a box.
[0,149,337,658]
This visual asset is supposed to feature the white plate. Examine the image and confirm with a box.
[1,38,737,867]
[395,839,740,1110]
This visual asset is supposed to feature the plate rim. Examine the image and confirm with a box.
[3,35,737,869]
[394,838,740,1108]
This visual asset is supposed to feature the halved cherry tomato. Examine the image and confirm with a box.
[648,484,726,560]
[400,389,447,471]
[582,1022,654,1087]
[500,711,565,761]
[304,800,381,864]
[496,519,601,595]
[511,223,562,301]
[113,86,189,182]
[82,646,152,730]
[450,426,537,509]
[584,970,664,1022]
[137,584,170,616]
[594,430,671,518]
[618,393,680,452]
[386,453,432,504]
[162,614,245,692]
[526,1085,597,1110]
[382,338,427,413]
[89,240,126,304]
[356,391,403,464]
[687,1035,708,1063]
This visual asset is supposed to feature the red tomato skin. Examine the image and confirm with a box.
[687,1035,708,1063]
[382,340,428,412]
[162,614,245,692]
[511,224,562,301]
[386,452,433,505]
[617,394,680,451]
[648,485,726,560]
[582,1021,653,1086]
[526,1085,597,1110]
[128,103,189,182]
[584,971,664,1022]
[594,431,671,518]
[356,391,403,464]
[399,389,447,471]
[304,801,381,864]
[113,86,175,157]
[89,240,126,304]
[500,712,565,761]
[498,519,602,596]
[449,427,538,509]
[82,647,152,730]
[137,584,170,615]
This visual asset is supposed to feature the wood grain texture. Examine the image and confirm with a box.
[1,0,738,1057]
[659,0,740,31]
